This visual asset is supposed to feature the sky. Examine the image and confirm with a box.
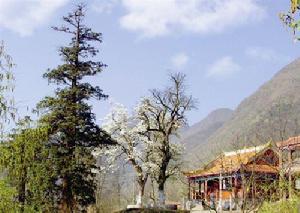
[0,0,300,126]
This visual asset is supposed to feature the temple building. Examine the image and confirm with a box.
[184,143,279,210]
[277,136,300,199]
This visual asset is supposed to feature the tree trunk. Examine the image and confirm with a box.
[136,176,147,207]
[18,143,26,213]
[156,153,169,207]
[136,184,145,207]
[61,200,73,212]
[60,177,73,213]
[158,181,166,207]
[18,173,26,213]
[150,177,156,204]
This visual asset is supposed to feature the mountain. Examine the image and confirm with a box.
[181,108,233,149]
[179,108,233,167]
[187,58,300,166]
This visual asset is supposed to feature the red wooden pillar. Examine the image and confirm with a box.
[234,175,238,199]
[204,180,208,202]
[230,176,233,213]
[188,178,191,200]
[231,176,234,193]
[199,181,201,200]
[219,174,223,213]
[288,149,293,199]
[231,176,234,200]
[192,179,196,199]
[279,148,284,199]
[241,173,245,207]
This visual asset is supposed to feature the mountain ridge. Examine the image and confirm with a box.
[179,108,233,167]
[185,58,300,167]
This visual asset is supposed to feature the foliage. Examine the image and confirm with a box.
[0,41,15,136]
[0,117,54,212]
[280,0,300,40]
[259,197,300,213]
[36,4,112,211]
[0,179,18,212]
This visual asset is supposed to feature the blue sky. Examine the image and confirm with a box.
[0,0,299,125]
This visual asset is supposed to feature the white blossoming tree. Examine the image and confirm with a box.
[137,73,195,206]
[101,103,153,207]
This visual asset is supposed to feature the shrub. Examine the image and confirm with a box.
[259,198,300,213]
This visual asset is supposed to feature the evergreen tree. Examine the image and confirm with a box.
[37,4,112,212]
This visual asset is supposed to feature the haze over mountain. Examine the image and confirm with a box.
[180,108,233,150]
[179,108,233,167]
[185,58,300,167]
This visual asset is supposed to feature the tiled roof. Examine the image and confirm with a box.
[185,143,277,177]
[276,136,300,150]
[243,164,278,173]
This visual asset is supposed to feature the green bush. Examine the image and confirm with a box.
[259,198,300,213]
[0,179,18,212]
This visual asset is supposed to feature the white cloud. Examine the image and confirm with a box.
[120,0,265,38]
[245,46,290,62]
[207,56,240,78]
[171,52,189,70]
[92,0,119,14]
[0,0,68,36]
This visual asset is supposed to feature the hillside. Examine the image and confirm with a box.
[180,108,233,149]
[179,108,233,167]
[187,58,300,165]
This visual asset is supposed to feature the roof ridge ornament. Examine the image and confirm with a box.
[223,143,269,157]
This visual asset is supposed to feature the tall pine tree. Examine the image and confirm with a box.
[37,4,112,212]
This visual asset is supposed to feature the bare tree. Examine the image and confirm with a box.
[137,73,195,206]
